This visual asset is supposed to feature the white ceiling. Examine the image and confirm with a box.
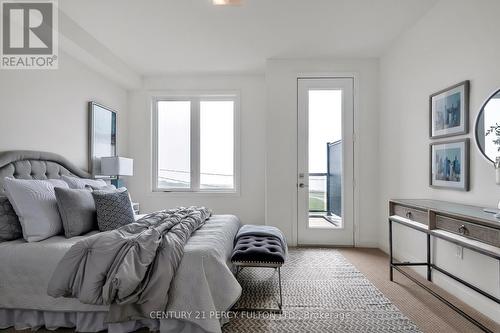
[60,0,437,76]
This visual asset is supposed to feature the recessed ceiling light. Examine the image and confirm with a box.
[213,0,242,5]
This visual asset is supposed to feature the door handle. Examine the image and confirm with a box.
[298,183,308,188]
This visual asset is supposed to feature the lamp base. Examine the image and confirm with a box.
[110,178,125,188]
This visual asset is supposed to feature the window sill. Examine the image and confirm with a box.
[148,190,240,198]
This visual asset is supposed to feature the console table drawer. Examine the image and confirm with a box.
[435,215,500,247]
[393,204,428,225]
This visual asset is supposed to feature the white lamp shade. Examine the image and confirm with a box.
[100,157,134,176]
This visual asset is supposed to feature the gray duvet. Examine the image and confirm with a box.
[48,207,211,323]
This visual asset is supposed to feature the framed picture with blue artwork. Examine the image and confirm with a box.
[429,80,469,139]
[430,138,469,191]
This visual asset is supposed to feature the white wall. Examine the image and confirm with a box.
[127,75,266,225]
[0,52,129,170]
[379,0,500,321]
[127,61,380,248]
[266,58,380,247]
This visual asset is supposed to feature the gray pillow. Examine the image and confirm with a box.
[3,178,68,242]
[92,188,135,231]
[0,196,23,241]
[62,176,107,190]
[55,188,97,238]
[85,184,117,192]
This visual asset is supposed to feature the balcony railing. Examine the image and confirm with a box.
[309,139,342,218]
[309,173,328,212]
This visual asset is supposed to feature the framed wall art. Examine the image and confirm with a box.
[88,102,117,177]
[430,138,469,191]
[429,80,469,139]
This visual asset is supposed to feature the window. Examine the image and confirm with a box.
[153,95,239,193]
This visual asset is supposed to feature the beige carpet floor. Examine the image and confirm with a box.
[1,248,498,333]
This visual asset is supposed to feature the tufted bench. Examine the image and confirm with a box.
[231,225,287,313]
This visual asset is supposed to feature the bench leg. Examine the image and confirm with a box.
[278,267,283,310]
[235,266,242,279]
[232,265,283,314]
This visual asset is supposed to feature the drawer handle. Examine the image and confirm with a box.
[406,211,413,219]
[458,225,469,235]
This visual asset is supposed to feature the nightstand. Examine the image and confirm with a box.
[132,202,140,215]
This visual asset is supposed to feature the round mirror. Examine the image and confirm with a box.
[476,89,500,164]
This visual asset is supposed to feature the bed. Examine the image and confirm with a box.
[0,151,242,333]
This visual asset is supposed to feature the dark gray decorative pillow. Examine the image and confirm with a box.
[55,188,97,238]
[0,196,22,241]
[92,188,135,231]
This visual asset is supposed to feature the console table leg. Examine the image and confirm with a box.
[426,233,432,282]
[389,218,394,281]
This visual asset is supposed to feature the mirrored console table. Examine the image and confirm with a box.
[389,199,500,333]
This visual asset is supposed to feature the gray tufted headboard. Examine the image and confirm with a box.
[0,150,90,196]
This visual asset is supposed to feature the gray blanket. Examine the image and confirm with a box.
[47,207,211,323]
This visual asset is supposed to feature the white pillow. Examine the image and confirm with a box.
[62,175,107,190]
[3,178,69,242]
[46,179,71,188]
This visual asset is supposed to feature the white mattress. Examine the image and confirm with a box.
[0,214,241,333]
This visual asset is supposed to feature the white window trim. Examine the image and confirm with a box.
[151,92,241,195]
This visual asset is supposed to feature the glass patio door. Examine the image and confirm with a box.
[297,78,354,246]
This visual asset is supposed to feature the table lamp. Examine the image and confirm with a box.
[100,156,133,188]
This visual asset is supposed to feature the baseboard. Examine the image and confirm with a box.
[296,244,354,248]
[355,240,380,248]
[295,243,379,248]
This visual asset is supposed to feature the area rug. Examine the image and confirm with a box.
[223,248,421,332]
